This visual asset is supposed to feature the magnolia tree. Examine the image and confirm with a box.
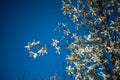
[25,0,120,80]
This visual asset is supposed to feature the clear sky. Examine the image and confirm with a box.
[0,0,87,80]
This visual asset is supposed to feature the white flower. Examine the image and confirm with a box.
[75,23,80,30]
[31,41,36,47]
[24,42,31,50]
[51,39,59,47]
[69,43,76,49]
[79,48,85,55]
[107,47,113,52]
[85,46,92,53]
[62,23,67,27]
[74,62,85,71]
[36,41,40,45]
[62,5,71,15]
[66,55,79,64]
[84,34,91,41]
[30,41,40,47]
[64,29,70,36]
[55,46,60,54]
[72,15,78,22]
[29,51,38,59]
[66,65,74,75]
[72,7,77,13]
[75,72,82,80]
[110,20,115,25]
[71,33,77,38]
[71,34,80,42]
[37,45,47,55]
[25,45,31,51]
[24,41,40,51]
[86,64,96,71]
[73,49,80,56]
[91,54,101,63]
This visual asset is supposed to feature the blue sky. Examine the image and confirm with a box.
[0,0,88,80]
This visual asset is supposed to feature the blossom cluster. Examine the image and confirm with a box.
[24,0,120,80]
[25,39,60,59]
[62,0,120,79]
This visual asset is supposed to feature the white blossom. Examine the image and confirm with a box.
[110,21,115,25]
[30,41,40,47]
[51,39,59,47]
[29,51,38,59]
[69,43,76,49]
[72,15,78,22]
[55,46,60,54]
[66,65,74,75]
[74,62,85,71]
[84,34,91,41]
[62,23,67,27]
[75,72,82,80]
[24,41,40,50]
[24,43,31,50]
[66,55,79,64]
[37,45,47,55]
[64,29,70,36]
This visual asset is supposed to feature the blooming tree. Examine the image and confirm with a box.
[25,0,120,80]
